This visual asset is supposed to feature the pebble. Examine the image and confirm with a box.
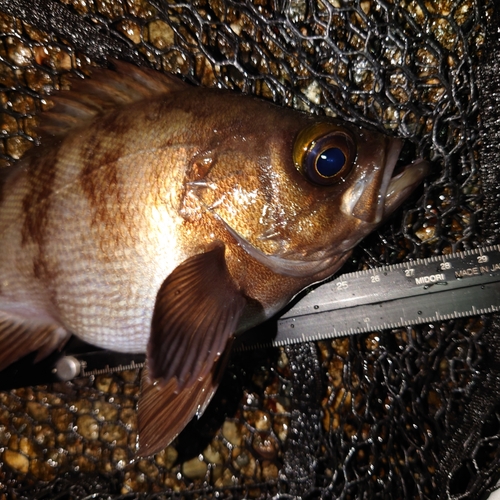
[182,456,207,479]
[76,414,99,440]
[3,449,29,473]
[154,446,178,470]
[222,421,242,446]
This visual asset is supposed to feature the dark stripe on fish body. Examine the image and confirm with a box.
[79,113,134,256]
[21,142,61,282]
[80,115,121,216]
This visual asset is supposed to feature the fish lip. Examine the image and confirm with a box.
[350,138,402,224]
[385,138,404,177]
[377,138,405,218]
[348,138,428,224]
[383,157,430,216]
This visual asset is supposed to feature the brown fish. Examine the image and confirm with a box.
[0,61,428,456]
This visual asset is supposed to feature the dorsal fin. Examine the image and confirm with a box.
[37,60,188,139]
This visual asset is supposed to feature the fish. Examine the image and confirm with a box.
[0,61,428,456]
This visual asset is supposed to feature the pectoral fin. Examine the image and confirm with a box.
[147,243,246,388]
[138,244,246,455]
[0,309,69,371]
[137,349,228,457]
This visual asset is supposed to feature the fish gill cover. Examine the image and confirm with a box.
[0,0,497,498]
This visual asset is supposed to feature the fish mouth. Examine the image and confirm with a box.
[383,156,429,216]
[349,139,429,224]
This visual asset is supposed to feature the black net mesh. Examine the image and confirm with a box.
[0,0,498,498]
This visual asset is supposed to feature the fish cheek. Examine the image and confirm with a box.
[138,243,246,455]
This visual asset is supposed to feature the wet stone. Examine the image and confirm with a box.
[70,399,92,415]
[96,0,125,18]
[30,458,58,481]
[331,337,350,357]
[122,383,140,398]
[41,388,68,405]
[126,0,156,18]
[117,19,142,44]
[108,381,122,395]
[254,411,271,431]
[215,467,238,488]
[122,470,150,494]
[100,422,128,445]
[182,456,208,479]
[26,401,49,422]
[234,449,250,469]
[261,460,279,480]
[119,407,137,430]
[203,443,224,466]
[273,415,289,442]
[119,369,140,384]
[0,112,19,134]
[416,222,437,242]
[76,414,99,440]
[222,420,242,446]
[93,400,118,421]
[6,135,32,159]
[7,93,37,117]
[72,454,97,473]
[32,45,72,71]
[3,449,29,473]
[6,36,32,66]
[11,415,31,435]
[19,436,38,458]
[146,19,175,49]
[238,452,257,478]
[138,458,159,479]
[51,407,74,432]
[95,375,113,393]
[83,440,104,460]
[0,11,17,32]
[0,423,9,443]
[252,432,278,460]
[112,446,128,469]
[57,433,84,455]
[155,446,178,469]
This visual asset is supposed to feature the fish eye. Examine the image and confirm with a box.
[293,123,356,186]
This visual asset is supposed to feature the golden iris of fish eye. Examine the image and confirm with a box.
[293,122,356,184]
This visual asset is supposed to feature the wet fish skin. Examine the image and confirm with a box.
[0,62,428,456]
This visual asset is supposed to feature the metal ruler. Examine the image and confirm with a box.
[2,244,500,388]
[237,244,500,349]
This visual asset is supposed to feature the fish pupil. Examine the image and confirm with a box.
[316,147,346,177]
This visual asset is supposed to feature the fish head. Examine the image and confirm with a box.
[186,103,428,280]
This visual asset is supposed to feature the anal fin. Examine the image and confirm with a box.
[0,309,69,371]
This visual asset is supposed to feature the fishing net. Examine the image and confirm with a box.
[0,0,498,498]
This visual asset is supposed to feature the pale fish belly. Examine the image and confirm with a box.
[1,144,190,353]
[45,171,187,353]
